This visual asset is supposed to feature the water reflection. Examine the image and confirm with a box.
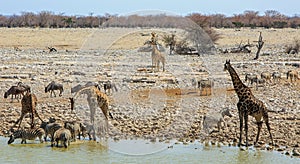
[108,138,175,155]
[0,137,298,164]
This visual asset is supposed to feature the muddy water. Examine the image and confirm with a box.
[0,137,298,164]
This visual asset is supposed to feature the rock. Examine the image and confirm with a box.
[292,149,300,156]
[266,146,274,151]
[240,147,247,151]
[277,147,285,152]
[269,98,275,102]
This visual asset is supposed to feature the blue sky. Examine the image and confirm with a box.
[1,0,300,16]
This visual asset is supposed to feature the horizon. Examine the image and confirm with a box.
[1,0,300,17]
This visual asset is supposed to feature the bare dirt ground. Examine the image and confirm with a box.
[0,27,299,156]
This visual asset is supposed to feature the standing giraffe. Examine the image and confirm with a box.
[69,86,113,137]
[144,32,166,72]
[13,92,43,130]
[224,60,274,147]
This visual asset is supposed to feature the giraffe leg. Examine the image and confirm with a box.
[255,121,263,146]
[16,114,25,130]
[264,117,274,145]
[30,112,34,128]
[244,114,249,147]
[238,111,243,147]
[35,111,44,122]
[237,103,243,147]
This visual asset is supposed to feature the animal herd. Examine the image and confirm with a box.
[8,117,94,148]
[244,69,299,90]
[4,80,116,148]
[1,32,299,149]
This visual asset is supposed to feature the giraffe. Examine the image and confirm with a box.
[69,86,113,137]
[13,92,43,130]
[224,60,274,147]
[145,32,166,72]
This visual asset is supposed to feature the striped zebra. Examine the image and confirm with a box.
[64,121,82,141]
[8,128,45,144]
[40,122,62,142]
[51,128,72,148]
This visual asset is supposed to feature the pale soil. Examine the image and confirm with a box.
[0,27,299,156]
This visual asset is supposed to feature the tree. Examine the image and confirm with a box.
[243,10,259,27]
[62,17,75,27]
[254,32,264,60]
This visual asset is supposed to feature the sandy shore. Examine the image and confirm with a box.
[0,27,299,157]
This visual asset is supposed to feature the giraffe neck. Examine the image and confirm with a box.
[152,45,159,54]
[227,64,248,94]
[73,86,94,101]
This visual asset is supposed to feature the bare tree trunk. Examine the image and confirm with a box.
[254,32,264,60]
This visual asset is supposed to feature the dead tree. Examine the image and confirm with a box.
[221,40,252,54]
[254,32,264,60]
[48,47,57,53]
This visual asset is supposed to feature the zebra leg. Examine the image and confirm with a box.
[44,132,48,142]
[39,136,44,143]
[56,138,59,147]
[64,140,68,148]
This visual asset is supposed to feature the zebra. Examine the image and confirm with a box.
[244,73,258,86]
[272,72,281,83]
[202,108,233,134]
[250,76,266,90]
[287,70,299,83]
[64,121,83,141]
[100,81,118,95]
[197,79,213,96]
[51,128,72,148]
[45,81,64,97]
[81,122,96,141]
[40,122,62,142]
[8,128,45,144]
[4,86,29,102]
[261,71,272,83]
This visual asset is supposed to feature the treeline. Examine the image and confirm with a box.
[0,10,299,29]
[0,11,113,28]
[188,10,300,29]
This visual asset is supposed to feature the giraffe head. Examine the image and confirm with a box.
[223,60,231,71]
